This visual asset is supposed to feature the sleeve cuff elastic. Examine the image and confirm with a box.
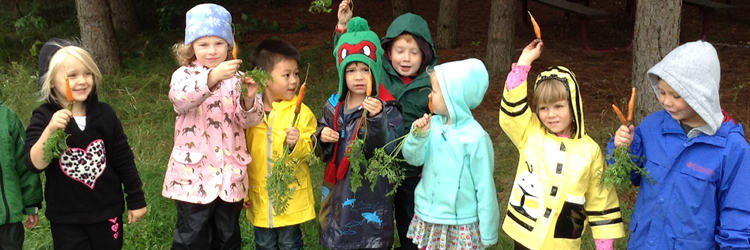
[23,206,39,215]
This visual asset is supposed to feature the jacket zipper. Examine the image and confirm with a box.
[0,162,11,224]
[265,112,275,228]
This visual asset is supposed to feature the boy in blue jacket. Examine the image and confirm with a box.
[610,41,750,249]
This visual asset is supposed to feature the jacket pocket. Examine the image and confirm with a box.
[554,195,587,239]
[672,237,714,250]
[674,167,717,213]
[283,177,312,214]
[172,147,204,165]
[247,181,265,215]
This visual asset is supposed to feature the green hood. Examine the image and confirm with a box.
[333,17,383,101]
[381,13,438,75]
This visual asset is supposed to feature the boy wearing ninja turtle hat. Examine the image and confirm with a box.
[315,17,404,249]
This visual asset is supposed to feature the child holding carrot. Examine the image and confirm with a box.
[24,38,147,249]
[0,99,42,250]
[162,3,263,248]
[609,41,750,249]
[500,40,624,250]
[316,17,404,249]
[336,3,437,248]
[401,58,500,249]
[242,38,316,250]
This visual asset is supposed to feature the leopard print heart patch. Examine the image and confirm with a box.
[59,139,107,189]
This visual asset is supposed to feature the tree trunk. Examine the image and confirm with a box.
[435,0,460,49]
[109,0,139,34]
[77,0,121,74]
[392,0,413,19]
[486,0,516,82]
[631,0,681,124]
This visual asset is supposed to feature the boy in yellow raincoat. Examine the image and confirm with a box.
[244,39,317,249]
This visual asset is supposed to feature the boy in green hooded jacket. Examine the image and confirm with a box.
[334,1,438,249]
[0,99,42,250]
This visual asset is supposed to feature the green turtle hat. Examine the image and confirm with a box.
[333,17,384,101]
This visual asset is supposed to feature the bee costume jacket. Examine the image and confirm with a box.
[499,65,624,250]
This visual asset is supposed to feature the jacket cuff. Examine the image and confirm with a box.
[23,206,39,215]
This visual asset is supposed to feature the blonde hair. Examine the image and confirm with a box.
[39,46,102,103]
[532,79,568,111]
[173,41,236,66]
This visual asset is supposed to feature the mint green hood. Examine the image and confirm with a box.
[432,58,489,127]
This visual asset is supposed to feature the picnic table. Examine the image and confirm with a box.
[522,0,735,50]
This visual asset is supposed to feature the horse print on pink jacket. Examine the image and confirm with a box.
[163,61,263,204]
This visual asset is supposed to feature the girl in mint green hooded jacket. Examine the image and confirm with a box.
[402,58,500,249]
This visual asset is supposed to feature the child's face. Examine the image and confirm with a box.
[657,79,705,127]
[429,74,448,116]
[265,58,299,102]
[537,100,573,136]
[389,39,423,77]
[53,55,93,105]
[192,36,229,68]
[345,62,371,96]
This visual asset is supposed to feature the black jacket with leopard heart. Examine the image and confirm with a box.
[23,99,146,224]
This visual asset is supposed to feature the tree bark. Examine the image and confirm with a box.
[77,0,121,74]
[435,0,460,49]
[392,0,413,19]
[631,0,681,124]
[486,0,516,82]
[109,0,139,34]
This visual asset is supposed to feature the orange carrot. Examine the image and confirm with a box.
[627,87,636,122]
[528,11,541,39]
[366,74,373,97]
[612,104,627,125]
[232,43,238,59]
[295,84,307,115]
[428,94,434,114]
[65,76,73,102]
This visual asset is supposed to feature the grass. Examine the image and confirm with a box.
[0,7,634,248]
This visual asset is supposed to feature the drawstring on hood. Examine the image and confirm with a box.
[647,41,722,138]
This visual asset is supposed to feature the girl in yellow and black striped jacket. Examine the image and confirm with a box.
[499,40,624,250]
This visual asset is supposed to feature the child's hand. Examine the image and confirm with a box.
[243,200,252,209]
[127,207,148,224]
[363,97,383,117]
[321,127,340,143]
[242,76,259,104]
[209,59,242,85]
[413,113,432,132]
[517,39,543,66]
[285,128,300,148]
[46,109,72,133]
[613,124,635,147]
[337,0,353,31]
[25,214,39,229]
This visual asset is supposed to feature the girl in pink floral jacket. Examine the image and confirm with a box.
[162,3,263,248]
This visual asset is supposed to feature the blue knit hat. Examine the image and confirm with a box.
[185,3,234,47]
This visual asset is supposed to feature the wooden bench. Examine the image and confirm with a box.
[683,0,734,40]
[523,0,624,51]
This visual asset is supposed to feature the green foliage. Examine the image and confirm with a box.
[42,103,73,162]
[244,67,272,94]
[287,18,310,34]
[600,146,654,190]
[267,148,302,215]
[13,3,48,43]
[471,41,482,47]
[234,14,280,36]
[346,138,366,193]
[155,3,185,31]
[309,0,333,13]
